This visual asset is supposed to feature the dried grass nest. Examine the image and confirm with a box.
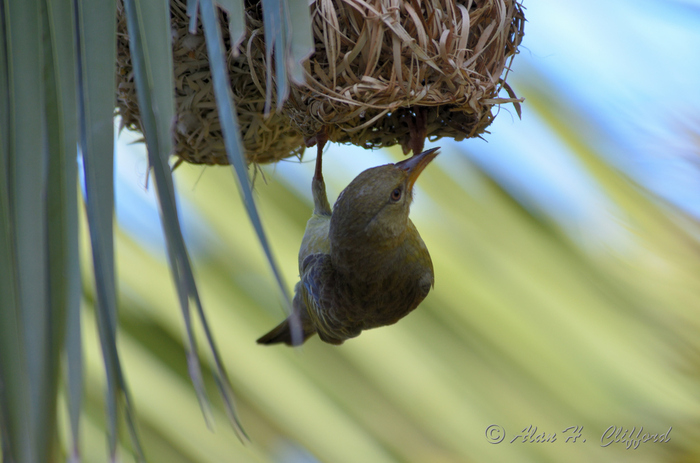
[282,0,526,153]
[116,0,305,165]
[116,0,524,165]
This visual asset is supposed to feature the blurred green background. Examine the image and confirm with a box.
[74,1,700,462]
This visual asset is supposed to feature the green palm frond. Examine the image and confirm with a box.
[1,0,310,459]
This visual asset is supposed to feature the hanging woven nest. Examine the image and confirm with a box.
[116,0,305,165]
[281,0,525,154]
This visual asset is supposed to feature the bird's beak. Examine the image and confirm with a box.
[395,147,440,191]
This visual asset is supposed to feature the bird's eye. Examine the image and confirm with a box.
[391,188,402,201]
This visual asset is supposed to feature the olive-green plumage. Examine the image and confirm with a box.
[257,146,439,346]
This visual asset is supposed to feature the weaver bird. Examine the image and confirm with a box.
[257,141,438,346]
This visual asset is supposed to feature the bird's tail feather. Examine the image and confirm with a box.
[257,317,315,346]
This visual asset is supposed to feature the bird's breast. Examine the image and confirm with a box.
[323,224,433,332]
[332,255,433,330]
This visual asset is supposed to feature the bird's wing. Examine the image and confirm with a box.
[300,253,359,344]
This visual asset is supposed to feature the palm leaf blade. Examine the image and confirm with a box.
[123,0,221,433]
[42,0,84,455]
[75,0,145,458]
[2,0,50,460]
[0,3,33,461]
[286,0,313,84]
[216,0,246,51]
[42,0,81,459]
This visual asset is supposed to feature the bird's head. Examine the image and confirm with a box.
[330,147,440,247]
